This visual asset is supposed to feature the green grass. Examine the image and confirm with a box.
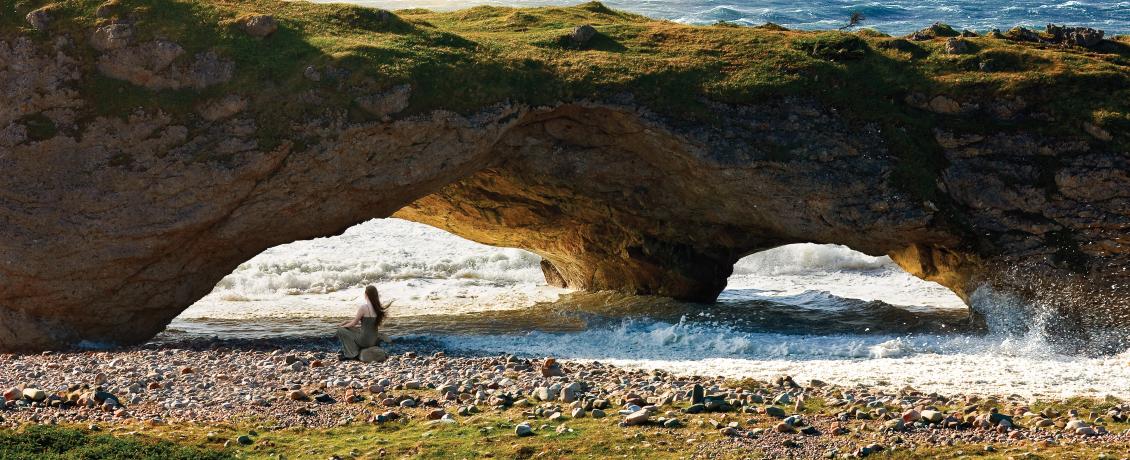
[1,0,1127,193]
[4,388,1130,459]
[0,424,233,459]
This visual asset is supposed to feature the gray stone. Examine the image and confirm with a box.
[22,389,46,402]
[91,23,133,51]
[623,409,649,426]
[944,38,972,54]
[691,384,704,404]
[243,15,278,38]
[515,423,533,437]
[570,24,598,46]
[25,7,52,30]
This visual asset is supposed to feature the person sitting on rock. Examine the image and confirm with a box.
[335,285,389,360]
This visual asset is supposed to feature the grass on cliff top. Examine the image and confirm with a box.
[4,0,1128,122]
[1,0,1128,196]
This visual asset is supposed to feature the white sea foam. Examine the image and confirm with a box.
[174,218,1130,397]
[422,315,1130,397]
[181,218,560,319]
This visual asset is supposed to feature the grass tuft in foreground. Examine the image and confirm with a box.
[0,424,233,460]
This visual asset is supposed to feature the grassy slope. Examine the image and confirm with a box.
[4,389,1130,459]
[1,0,1128,203]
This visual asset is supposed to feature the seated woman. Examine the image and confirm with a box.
[335,285,389,360]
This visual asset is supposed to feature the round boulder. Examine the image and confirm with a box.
[359,346,389,363]
[570,24,597,46]
[243,14,278,38]
[944,38,972,54]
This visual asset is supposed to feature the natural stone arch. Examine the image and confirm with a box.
[2,1,1128,352]
[1,100,970,351]
[395,103,971,302]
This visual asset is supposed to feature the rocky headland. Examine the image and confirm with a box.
[1,0,1128,351]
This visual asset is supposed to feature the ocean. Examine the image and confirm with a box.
[315,0,1130,35]
[170,218,1130,398]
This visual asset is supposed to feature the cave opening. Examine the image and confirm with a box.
[164,218,971,342]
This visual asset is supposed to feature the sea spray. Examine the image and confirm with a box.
[170,218,1130,397]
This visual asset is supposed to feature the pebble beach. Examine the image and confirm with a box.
[4,336,1130,459]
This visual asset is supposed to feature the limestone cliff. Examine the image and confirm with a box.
[1,0,1128,350]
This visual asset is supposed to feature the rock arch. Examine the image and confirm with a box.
[2,4,1128,351]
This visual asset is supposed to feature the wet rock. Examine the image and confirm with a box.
[242,14,278,38]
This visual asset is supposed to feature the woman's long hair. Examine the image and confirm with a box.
[364,285,387,328]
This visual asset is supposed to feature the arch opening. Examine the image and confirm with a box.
[164,219,973,343]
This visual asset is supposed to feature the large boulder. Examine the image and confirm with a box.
[242,14,278,38]
[359,347,390,363]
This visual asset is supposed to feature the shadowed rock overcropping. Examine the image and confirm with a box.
[1,0,1128,350]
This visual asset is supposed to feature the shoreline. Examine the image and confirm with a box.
[3,337,1130,458]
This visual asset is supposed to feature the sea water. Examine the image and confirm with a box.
[170,218,1130,398]
[317,0,1130,35]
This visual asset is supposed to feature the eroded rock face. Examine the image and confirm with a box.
[1,24,1128,351]
[397,102,955,301]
